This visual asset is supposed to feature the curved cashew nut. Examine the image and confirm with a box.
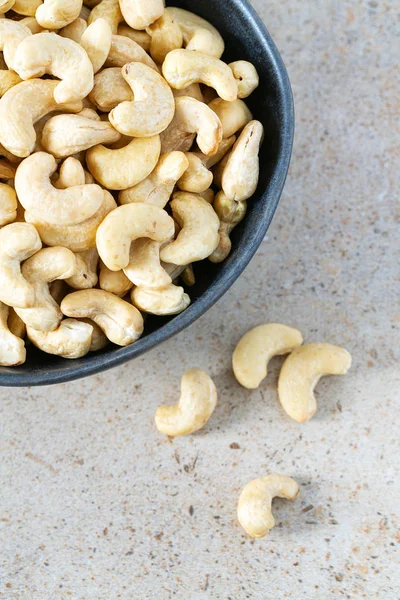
[88,0,123,34]
[238,474,300,538]
[105,34,158,71]
[222,121,264,202]
[177,152,213,193]
[209,191,248,263]
[131,284,190,316]
[163,49,237,102]
[0,70,22,98]
[86,136,161,190]
[99,261,132,297]
[147,11,182,64]
[16,152,104,225]
[66,249,98,290]
[0,182,17,226]
[0,223,42,308]
[155,369,217,437]
[160,192,220,265]
[96,203,174,271]
[124,238,171,289]
[161,96,222,156]
[89,67,132,112]
[0,19,31,70]
[60,17,87,42]
[80,18,112,73]
[13,0,42,16]
[208,98,252,139]
[27,318,93,359]
[109,62,174,138]
[278,343,352,423]
[119,0,164,30]
[0,0,15,13]
[15,246,77,331]
[119,151,189,207]
[41,113,120,158]
[165,7,224,58]
[117,24,151,52]
[61,289,144,346]
[36,0,83,29]
[232,324,304,389]
[229,60,259,99]
[0,301,26,366]
[13,33,94,104]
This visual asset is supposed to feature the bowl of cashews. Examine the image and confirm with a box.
[0,0,294,386]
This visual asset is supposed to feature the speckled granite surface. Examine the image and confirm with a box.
[0,1,399,598]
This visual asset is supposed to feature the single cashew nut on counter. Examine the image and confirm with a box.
[109,62,174,138]
[278,343,352,423]
[105,34,158,72]
[119,0,164,30]
[132,284,190,316]
[0,182,17,226]
[222,120,264,202]
[13,0,42,16]
[89,67,132,112]
[13,33,94,104]
[208,98,253,139]
[229,60,260,98]
[61,289,144,346]
[15,246,77,332]
[160,192,220,265]
[16,152,104,226]
[88,0,123,34]
[117,24,151,52]
[163,49,237,102]
[0,301,26,366]
[0,19,31,70]
[177,152,213,193]
[165,7,224,58]
[27,318,93,359]
[66,249,98,290]
[80,18,112,73]
[0,223,42,308]
[96,203,174,271]
[86,136,161,190]
[119,151,189,207]
[124,238,171,289]
[232,324,304,389]
[147,10,182,64]
[238,474,300,538]
[36,0,83,29]
[99,261,132,297]
[155,369,217,437]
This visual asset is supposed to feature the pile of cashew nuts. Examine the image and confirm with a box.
[0,1,263,366]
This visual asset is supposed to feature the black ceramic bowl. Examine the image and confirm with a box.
[1,0,294,386]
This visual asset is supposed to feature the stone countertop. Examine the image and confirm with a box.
[0,1,399,598]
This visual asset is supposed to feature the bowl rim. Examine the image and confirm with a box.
[1,0,295,387]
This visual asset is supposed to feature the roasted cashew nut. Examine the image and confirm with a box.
[0,182,17,226]
[124,238,171,289]
[165,7,224,58]
[36,0,83,29]
[99,261,132,297]
[278,343,352,423]
[119,0,164,30]
[0,301,26,366]
[80,17,112,73]
[232,324,303,389]
[208,98,252,139]
[96,203,174,271]
[88,0,123,34]
[105,34,158,72]
[147,10,182,64]
[66,249,98,290]
[27,318,93,359]
[89,67,132,112]
[61,289,144,346]
[117,24,151,52]
[0,222,42,308]
[209,191,247,263]
[177,152,213,193]
[163,49,237,102]
[0,19,31,70]
[238,474,300,538]
[155,369,217,437]
[160,192,220,265]
[229,60,259,98]
[131,284,190,316]
[109,62,174,138]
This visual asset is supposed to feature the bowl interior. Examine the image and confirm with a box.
[0,0,294,386]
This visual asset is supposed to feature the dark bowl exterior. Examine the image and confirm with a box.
[0,0,294,386]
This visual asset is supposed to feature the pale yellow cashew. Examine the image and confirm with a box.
[155,369,217,437]
[160,96,222,156]
[61,289,144,346]
[147,10,182,64]
[0,0,15,13]
[27,318,93,359]
[163,49,237,102]
[36,0,83,29]
[194,135,236,170]
[13,0,42,16]
[278,343,352,423]
[119,151,189,207]
[16,152,104,226]
[119,0,164,30]
[54,156,85,189]
[8,307,26,340]
[20,16,45,34]
[131,284,190,316]
[117,24,151,52]
[124,239,172,289]
[0,182,17,226]
[66,249,98,290]
[209,191,247,263]
[41,113,121,158]
[0,222,42,308]
[109,62,174,138]
[222,120,264,202]
[198,188,214,204]
[229,60,259,98]
[208,98,252,139]
[165,7,224,58]
[60,17,87,42]
[238,475,300,538]
[99,261,132,297]
[79,318,108,352]
[177,152,213,193]
[86,136,161,190]
[89,67,132,112]
[232,324,303,389]
[0,19,31,70]
[88,0,122,34]
[105,34,158,72]
[0,301,26,366]
[80,18,112,73]
[96,203,174,271]
[160,192,220,265]
[0,70,22,97]
[212,152,230,189]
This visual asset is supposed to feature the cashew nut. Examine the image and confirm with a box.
[0,301,26,366]
[165,7,224,58]
[13,0,42,16]
[0,182,17,226]
[278,343,352,423]
[53,156,85,189]
[27,318,93,358]
[177,152,213,193]
[80,17,112,73]
[222,120,264,202]
[79,318,108,352]
[232,324,304,389]
[160,96,222,156]
[60,17,87,42]
[163,49,237,102]
[208,191,247,263]
[99,261,132,297]
[119,0,164,30]
[15,246,77,331]
[155,369,217,437]
[208,98,252,138]
[0,0,15,13]
[89,67,132,112]
[20,16,46,34]
[0,19,31,70]
[36,0,83,29]
[238,474,300,538]
[131,284,190,316]
[117,24,150,52]
[105,34,158,71]
[194,135,236,171]
[61,289,144,346]
[41,112,120,158]
[66,249,98,290]
[229,60,259,98]
[119,151,189,207]
[88,0,122,34]
[147,10,182,64]
[124,238,171,289]
[96,203,174,271]
[109,62,174,138]
[0,70,22,97]
[160,192,220,265]
[172,82,203,102]
[86,136,161,190]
